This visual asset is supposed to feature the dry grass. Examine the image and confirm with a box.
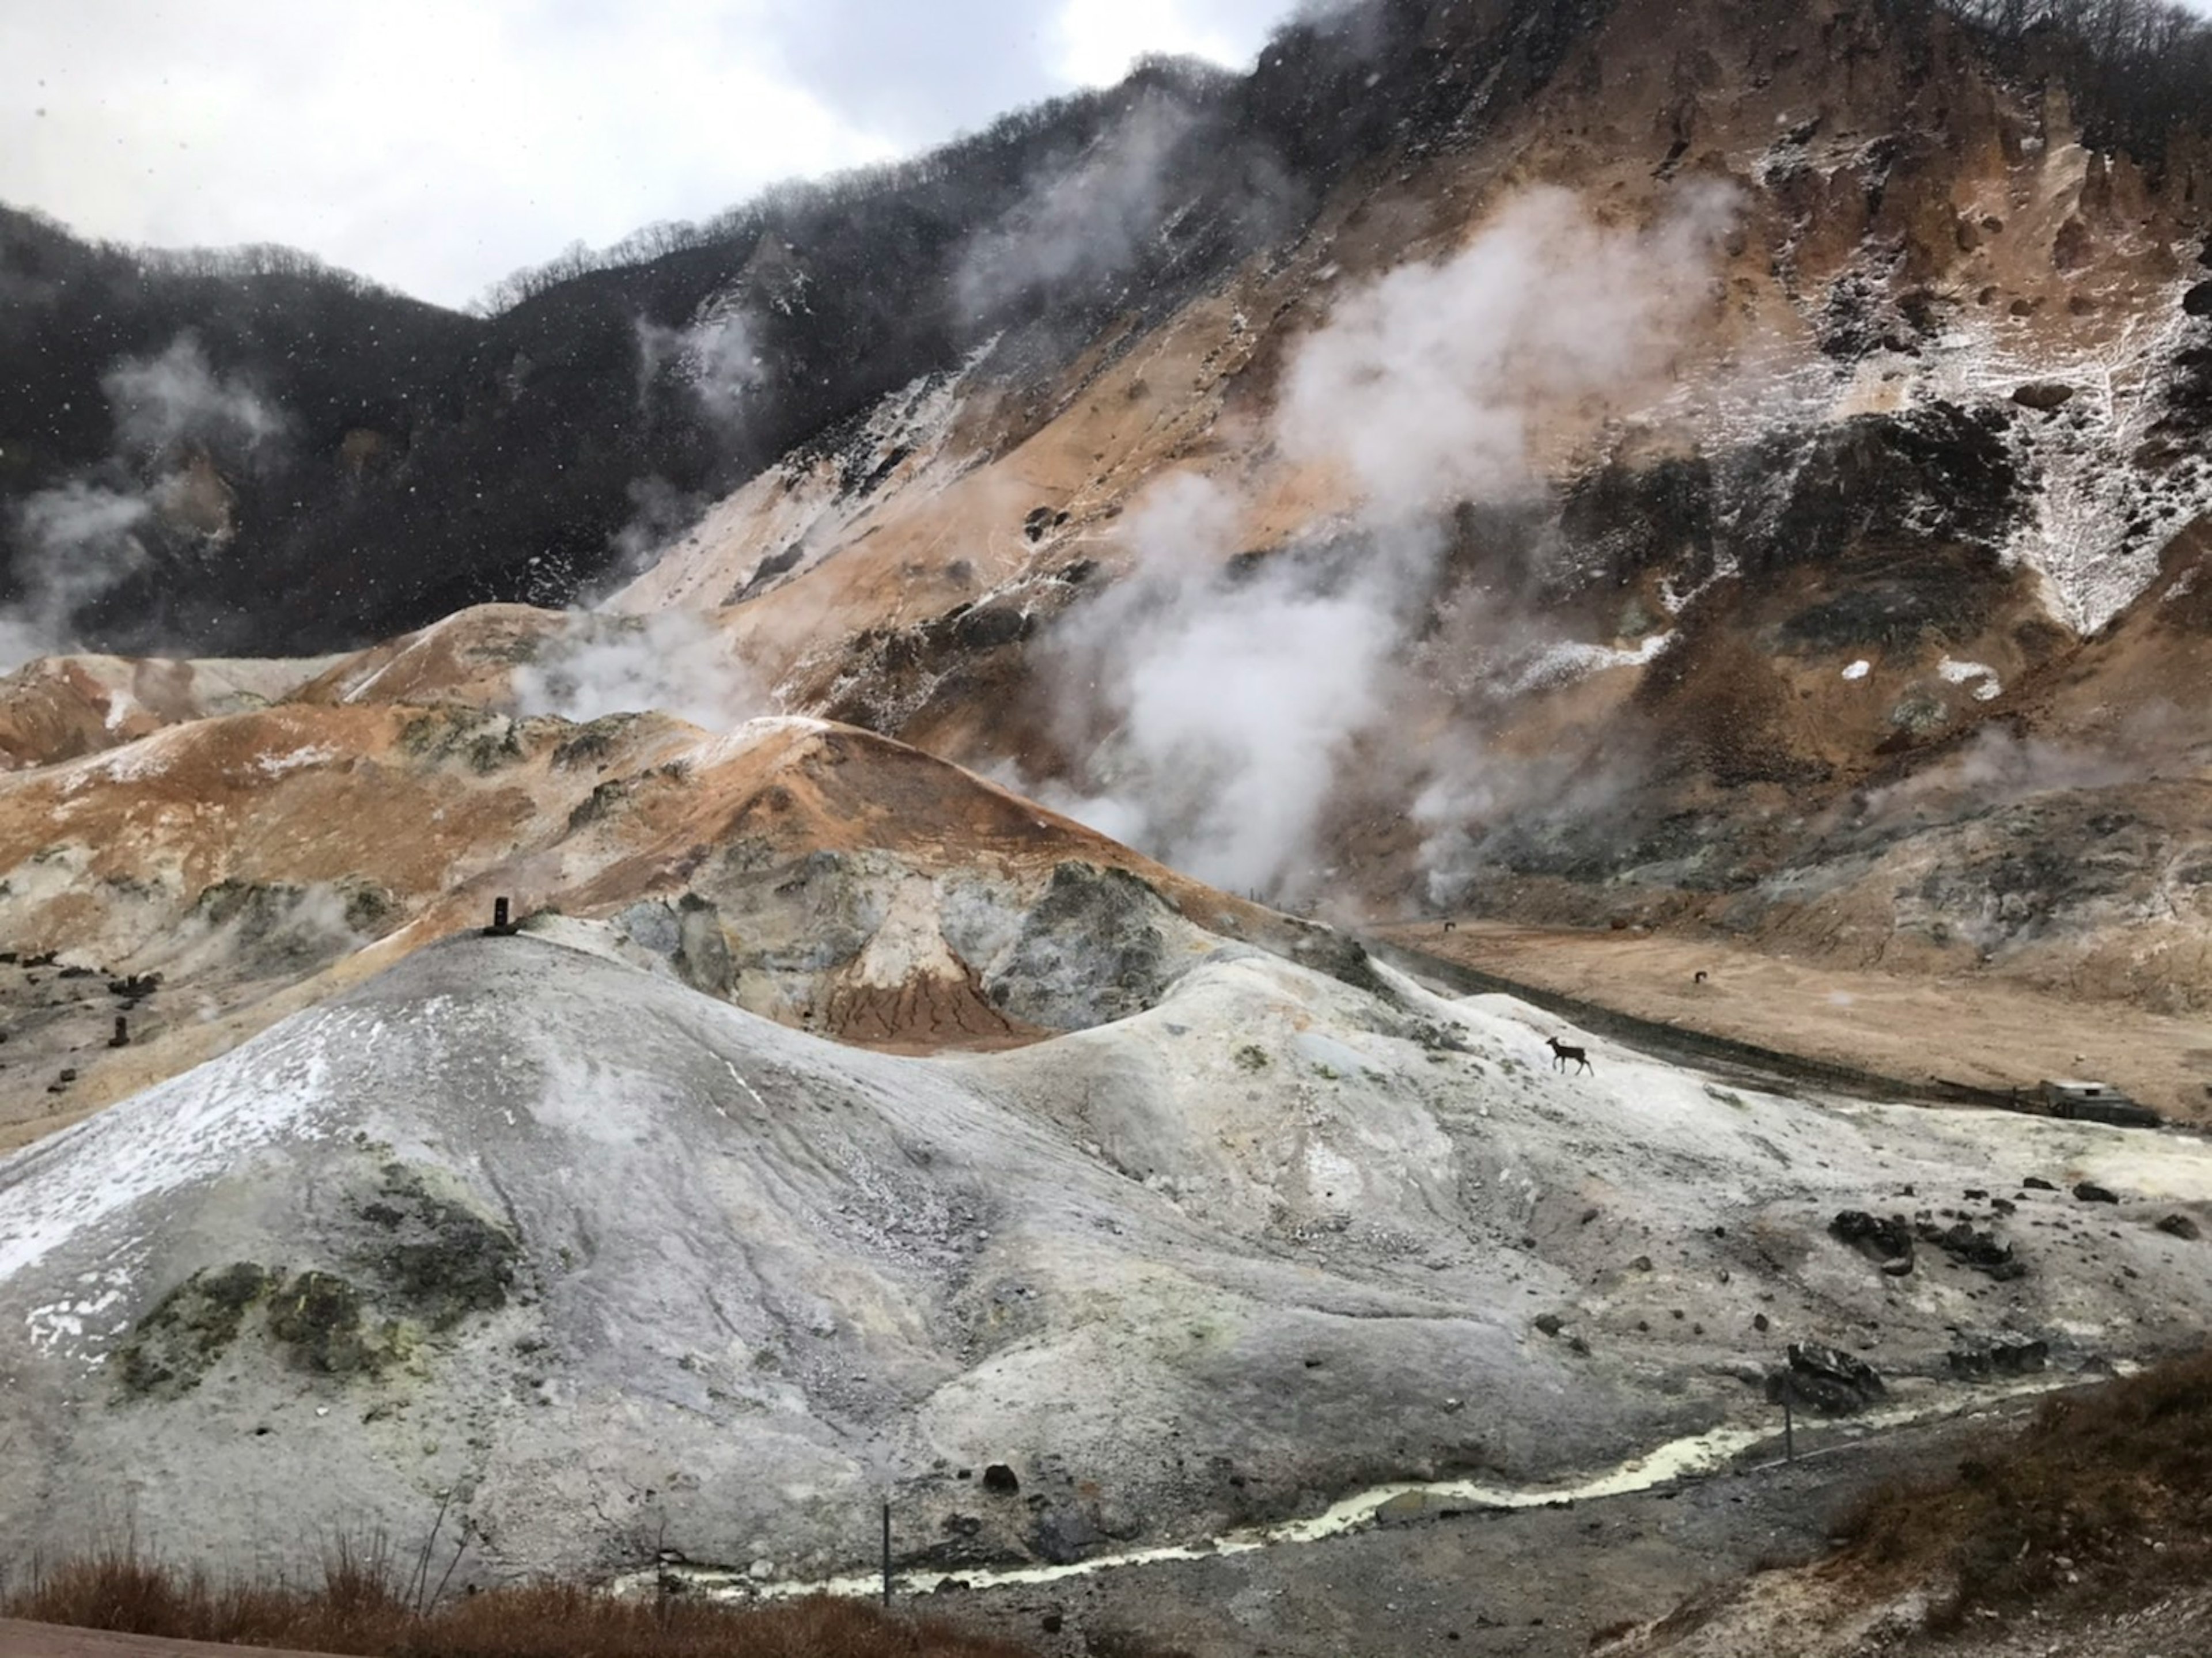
[1836,1349,2212,1623]
[2,1541,1040,1658]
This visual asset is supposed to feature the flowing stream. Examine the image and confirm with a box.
[620,1371,2086,1603]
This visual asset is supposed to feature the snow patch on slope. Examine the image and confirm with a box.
[611,337,1001,616]
[0,1002,385,1287]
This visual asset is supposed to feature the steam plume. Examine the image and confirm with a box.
[513,610,764,734]
[1035,184,1737,902]
[103,334,288,465]
[2,335,289,670]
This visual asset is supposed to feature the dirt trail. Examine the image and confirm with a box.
[1378,921,2212,1126]
[0,1623,336,1658]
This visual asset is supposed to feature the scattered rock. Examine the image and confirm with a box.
[1533,1313,1565,1337]
[2023,1177,2057,1192]
[2074,1182,2120,1205]
[2157,1214,2202,1241]
[1917,1219,2025,1280]
[982,1463,1020,1494]
[2184,280,2212,318]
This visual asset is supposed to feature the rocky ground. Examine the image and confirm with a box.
[916,1397,2067,1658]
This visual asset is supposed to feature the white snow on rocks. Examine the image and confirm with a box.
[1509,632,1676,693]
[1937,657,2003,700]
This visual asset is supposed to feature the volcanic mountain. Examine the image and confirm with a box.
[2,0,2212,1628]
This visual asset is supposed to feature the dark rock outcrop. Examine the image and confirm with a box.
[1831,1209,1915,1264]
[1948,1335,2048,1377]
[1770,1342,1887,1416]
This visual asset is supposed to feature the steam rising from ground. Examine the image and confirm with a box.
[1278,186,1736,508]
[958,93,1204,317]
[637,308,761,428]
[0,485,154,673]
[591,476,708,600]
[513,611,765,733]
[102,335,289,464]
[1858,714,2183,824]
[956,87,1301,321]
[2,335,289,671]
[1037,481,1426,896]
[1037,185,1736,901]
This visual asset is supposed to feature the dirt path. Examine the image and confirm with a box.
[1376,921,2212,1126]
[0,1624,336,1658]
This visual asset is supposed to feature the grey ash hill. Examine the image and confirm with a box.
[1,929,2204,1584]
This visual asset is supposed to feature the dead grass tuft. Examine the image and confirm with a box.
[1835,1349,2212,1623]
[4,1541,1040,1658]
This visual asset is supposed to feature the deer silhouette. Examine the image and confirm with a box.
[1546,1036,1593,1076]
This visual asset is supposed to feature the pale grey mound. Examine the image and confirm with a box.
[0,937,1632,1583]
[2,934,2207,1589]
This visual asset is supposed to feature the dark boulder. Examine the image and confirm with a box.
[1831,1210,1914,1262]
[2010,382,2075,411]
[1768,1342,1885,1416]
[2184,280,2212,318]
[982,1463,1021,1494]
[1029,1506,1104,1564]
[1949,1336,2049,1378]
[2074,1182,2120,1205]
[2023,1176,2057,1191]
[949,604,1031,651]
[2157,1213,2202,1240]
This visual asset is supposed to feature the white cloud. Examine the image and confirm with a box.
[1054,0,1281,85]
[0,0,1295,310]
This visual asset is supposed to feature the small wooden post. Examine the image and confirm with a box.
[109,1015,129,1048]
[881,1500,892,1605]
[493,897,510,931]
[1783,1394,1795,1462]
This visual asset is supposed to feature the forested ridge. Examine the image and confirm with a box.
[2,0,2207,660]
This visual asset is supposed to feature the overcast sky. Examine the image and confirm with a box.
[0,0,1296,312]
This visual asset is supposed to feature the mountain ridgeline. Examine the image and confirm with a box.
[10,0,2206,661]
[0,0,1613,658]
